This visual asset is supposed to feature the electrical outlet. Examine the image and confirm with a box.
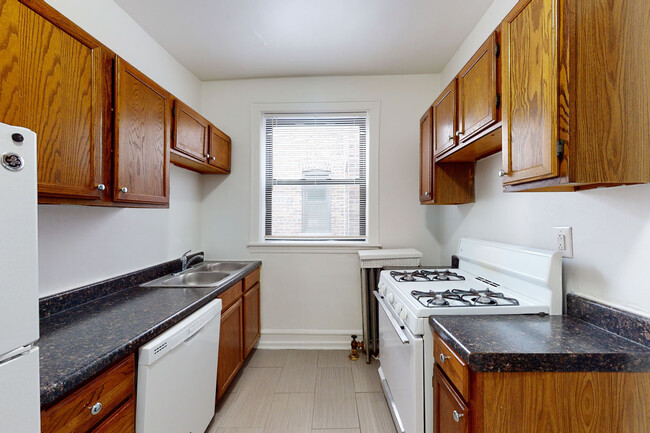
[553,227,573,258]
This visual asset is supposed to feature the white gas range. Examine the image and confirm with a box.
[375,238,562,433]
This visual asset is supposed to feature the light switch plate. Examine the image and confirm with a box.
[553,227,573,258]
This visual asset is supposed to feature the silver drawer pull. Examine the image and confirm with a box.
[453,410,464,422]
[90,402,102,415]
[439,353,449,363]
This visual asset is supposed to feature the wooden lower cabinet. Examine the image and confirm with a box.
[216,267,261,400]
[91,397,135,433]
[243,282,261,358]
[217,297,244,399]
[433,334,650,433]
[434,368,468,433]
[41,355,135,433]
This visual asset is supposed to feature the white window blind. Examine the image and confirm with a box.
[264,112,368,241]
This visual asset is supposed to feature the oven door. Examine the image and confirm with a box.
[375,292,424,433]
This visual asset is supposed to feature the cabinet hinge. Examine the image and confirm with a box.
[495,43,500,58]
[556,139,565,159]
[495,93,501,109]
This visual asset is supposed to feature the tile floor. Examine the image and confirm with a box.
[206,349,397,433]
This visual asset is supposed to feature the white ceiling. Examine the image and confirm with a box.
[114,0,494,81]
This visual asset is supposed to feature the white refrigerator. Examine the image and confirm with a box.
[0,122,41,432]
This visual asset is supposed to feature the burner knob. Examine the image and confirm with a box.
[399,310,408,321]
[394,303,402,313]
[386,293,394,303]
[378,285,386,295]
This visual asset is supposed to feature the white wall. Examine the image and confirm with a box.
[38,0,204,297]
[434,0,650,317]
[199,75,441,347]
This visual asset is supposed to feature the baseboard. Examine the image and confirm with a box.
[256,329,363,350]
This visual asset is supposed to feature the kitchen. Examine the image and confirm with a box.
[1,0,649,432]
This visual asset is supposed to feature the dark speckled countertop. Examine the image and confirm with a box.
[37,261,261,406]
[429,314,650,373]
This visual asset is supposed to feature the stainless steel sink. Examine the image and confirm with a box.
[192,262,248,272]
[141,261,249,288]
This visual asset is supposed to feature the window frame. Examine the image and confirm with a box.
[248,101,381,253]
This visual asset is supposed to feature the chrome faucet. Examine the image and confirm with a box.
[180,250,204,272]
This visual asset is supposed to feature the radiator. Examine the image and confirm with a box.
[358,249,422,363]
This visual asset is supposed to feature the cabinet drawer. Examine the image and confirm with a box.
[91,397,135,433]
[41,355,135,433]
[218,280,243,310]
[244,267,260,292]
[434,333,469,401]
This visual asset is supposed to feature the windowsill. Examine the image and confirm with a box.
[247,241,383,254]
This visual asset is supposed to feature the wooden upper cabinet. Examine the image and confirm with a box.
[208,125,231,173]
[501,0,559,186]
[458,31,499,144]
[113,57,171,205]
[173,99,209,162]
[420,107,434,203]
[0,0,110,201]
[433,80,458,157]
[501,0,649,191]
[420,105,474,206]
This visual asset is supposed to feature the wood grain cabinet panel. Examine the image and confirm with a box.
[458,32,499,144]
[243,282,261,358]
[433,80,458,158]
[172,99,209,162]
[41,355,135,433]
[501,0,649,191]
[419,107,434,202]
[501,0,559,185]
[217,298,244,400]
[91,397,135,433]
[208,125,231,173]
[434,367,469,433]
[0,0,109,201]
[113,57,171,205]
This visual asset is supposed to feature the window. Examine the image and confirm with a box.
[263,113,367,241]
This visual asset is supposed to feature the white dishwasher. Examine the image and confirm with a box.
[136,298,222,433]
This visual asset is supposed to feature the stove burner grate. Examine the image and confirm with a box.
[410,288,520,308]
[391,269,466,282]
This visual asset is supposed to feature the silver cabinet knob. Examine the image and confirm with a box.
[424,192,430,198]
[498,170,506,177]
[453,410,464,422]
[90,402,102,416]
[205,153,211,158]
[97,184,105,191]
[448,135,454,141]
[120,187,128,193]
[211,156,216,161]
[439,353,449,363]
[455,131,461,137]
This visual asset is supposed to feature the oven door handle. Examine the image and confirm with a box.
[374,291,409,344]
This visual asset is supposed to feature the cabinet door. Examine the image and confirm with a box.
[114,57,171,205]
[173,99,208,162]
[217,298,243,399]
[420,107,434,203]
[91,398,135,433]
[434,367,468,433]
[0,0,108,200]
[208,125,231,173]
[243,282,260,358]
[458,32,499,143]
[501,0,559,185]
[433,80,458,158]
